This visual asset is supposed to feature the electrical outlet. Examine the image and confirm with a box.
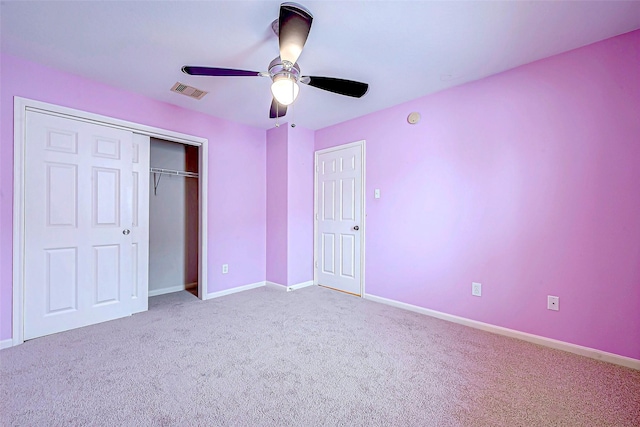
[472,282,482,297]
[222,264,229,274]
[547,295,559,311]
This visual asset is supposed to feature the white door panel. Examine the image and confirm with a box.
[44,247,77,314]
[131,133,150,313]
[24,111,134,339]
[316,143,364,296]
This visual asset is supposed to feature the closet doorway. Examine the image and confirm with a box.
[149,139,200,298]
[12,97,209,346]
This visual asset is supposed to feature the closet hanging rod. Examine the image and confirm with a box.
[150,167,199,178]
[150,167,198,196]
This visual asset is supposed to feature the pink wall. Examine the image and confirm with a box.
[0,54,267,341]
[266,126,289,285]
[315,30,640,359]
[287,127,314,286]
[265,125,314,287]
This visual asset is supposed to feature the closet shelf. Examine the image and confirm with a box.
[150,167,199,178]
[150,167,199,196]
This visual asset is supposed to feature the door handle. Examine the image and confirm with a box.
[123,229,130,235]
[353,225,359,231]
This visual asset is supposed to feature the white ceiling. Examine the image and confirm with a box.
[2,1,639,130]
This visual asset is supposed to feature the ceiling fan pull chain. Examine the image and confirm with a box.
[291,83,296,128]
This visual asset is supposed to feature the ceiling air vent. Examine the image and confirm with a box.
[170,82,208,100]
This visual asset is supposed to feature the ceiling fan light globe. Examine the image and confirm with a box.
[271,76,300,106]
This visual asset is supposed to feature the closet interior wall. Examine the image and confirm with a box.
[149,138,199,296]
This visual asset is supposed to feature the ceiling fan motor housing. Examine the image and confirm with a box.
[268,57,300,83]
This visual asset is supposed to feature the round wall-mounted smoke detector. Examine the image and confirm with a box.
[407,112,421,124]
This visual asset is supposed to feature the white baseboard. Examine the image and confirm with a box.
[0,338,13,350]
[148,285,186,297]
[207,281,266,299]
[148,282,198,297]
[266,280,314,292]
[287,280,314,292]
[266,281,287,290]
[364,293,640,371]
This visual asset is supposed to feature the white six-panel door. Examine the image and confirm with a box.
[315,142,364,295]
[24,111,135,339]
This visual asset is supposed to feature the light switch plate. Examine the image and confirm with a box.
[374,189,380,199]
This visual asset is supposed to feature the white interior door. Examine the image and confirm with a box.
[24,111,134,339]
[315,142,364,296]
[131,134,150,313]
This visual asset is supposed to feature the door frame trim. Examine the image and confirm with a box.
[313,140,366,296]
[12,96,209,346]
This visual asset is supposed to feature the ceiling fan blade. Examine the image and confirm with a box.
[269,98,288,118]
[278,2,313,65]
[301,76,369,98]
[182,66,261,77]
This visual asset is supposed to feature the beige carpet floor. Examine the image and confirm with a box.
[1,285,639,426]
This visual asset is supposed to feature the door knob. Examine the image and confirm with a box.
[123,229,130,235]
[353,226,359,231]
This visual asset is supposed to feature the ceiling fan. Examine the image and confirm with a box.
[181,2,369,120]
